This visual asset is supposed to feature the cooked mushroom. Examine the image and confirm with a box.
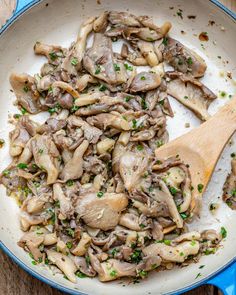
[119,151,149,191]
[93,11,109,32]
[129,72,161,93]
[9,73,40,114]
[87,112,130,131]
[143,240,200,262]
[137,41,159,66]
[46,250,77,283]
[31,135,60,184]
[162,37,207,78]
[76,192,128,230]
[60,140,89,181]
[83,33,128,85]
[166,71,217,121]
[53,183,74,220]
[97,259,136,281]
[108,11,141,27]
[71,233,92,256]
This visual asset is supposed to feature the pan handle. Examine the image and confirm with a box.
[206,261,236,295]
[0,0,38,34]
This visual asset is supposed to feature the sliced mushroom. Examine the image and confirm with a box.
[119,213,141,231]
[71,233,92,256]
[76,192,128,230]
[97,137,115,155]
[87,112,130,131]
[83,33,128,85]
[60,140,89,181]
[172,231,201,244]
[46,250,77,283]
[98,259,136,281]
[166,71,216,121]
[129,72,161,93]
[119,151,149,191]
[18,231,44,260]
[31,134,60,184]
[61,17,95,75]
[136,255,162,271]
[52,81,80,99]
[150,180,183,228]
[73,256,96,277]
[34,42,64,65]
[137,41,159,66]
[162,37,207,78]
[143,240,200,262]
[93,11,109,32]
[108,11,141,27]
[53,183,74,220]
[76,74,97,92]
[68,116,102,144]
[9,73,40,114]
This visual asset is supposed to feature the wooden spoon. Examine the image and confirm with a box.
[154,96,236,213]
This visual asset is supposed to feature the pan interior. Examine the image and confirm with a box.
[0,0,235,294]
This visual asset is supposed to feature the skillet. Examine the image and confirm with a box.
[0,0,236,294]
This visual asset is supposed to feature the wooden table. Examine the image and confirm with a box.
[0,0,235,294]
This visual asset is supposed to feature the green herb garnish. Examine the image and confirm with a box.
[197,183,204,193]
[220,226,227,239]
[17,163,28,169]
[71,57,79,66]
[97,191,104,198]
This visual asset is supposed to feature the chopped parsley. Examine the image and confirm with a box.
[197,183,204,193]
[140,76,146,80]
[162,37,168,46]
[139,223,145,229]
[163,239,171,246]
[137,145,143,151]
[23,86,29,93]
[66,179,74,187]
[141,98,147,109]
[231,152,236,158]
[209,203,217,211]
[114,63,120,71]
[130,249,142,264]
[220,226,227,239]
[187,57,193,65]
[76,271,87,278]
[124,63,133,71]
[190,240,196,246]
[231,189,236,196]
[195,273,201,279]
[66,241,73,249]
[156,140,164,147]
[2,170,10,177]
[220,91,227,97]
[180,212,188,220]
[180,252,184,256]
[169,186,177,195]
[199,265,205,269]
[49,51,58,61]
[132,119,137,129]
[71,57,78,66]
[97,191,104,198]
[204,248,216,255]
[138,270,148,277]
[95,65,101,74]
[111,248,119,257]
[70,105,80,113]
[125,96,132,102]
[17,163,28,169]
[99,84,107,91]
[66,228,75,238]
[21,107,27,115]
[110,269,117,277]
[31,260,37,265]
[184,96,188,99]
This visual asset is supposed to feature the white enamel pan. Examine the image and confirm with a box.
[0,0,236,294]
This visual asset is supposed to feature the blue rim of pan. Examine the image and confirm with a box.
[0,0,235,294]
